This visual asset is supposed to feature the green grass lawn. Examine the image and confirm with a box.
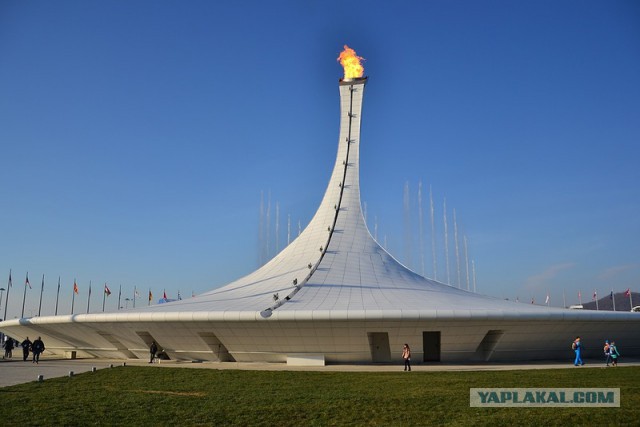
[2,366,639,426]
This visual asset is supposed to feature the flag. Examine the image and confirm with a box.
[148,290,152,302]
[531,297,534,304]
[592,291,597,300]
[104,284,111,296]
[73,280,79,294]
[610,291,614,300]
[8,271,12,288]
[545,293,550,304]
[625,288,631,297]
[178,291,182,300]
[163,290,167,300]
[25,273,31,289]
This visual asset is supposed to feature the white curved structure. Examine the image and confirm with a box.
[1,77,639,364]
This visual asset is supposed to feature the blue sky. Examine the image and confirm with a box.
[1,1,638,317]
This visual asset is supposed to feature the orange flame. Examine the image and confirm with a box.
[337,45,364,80]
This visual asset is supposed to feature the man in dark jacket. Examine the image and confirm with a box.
[149,341,158,363]
[3,337,14,359]
[31,337,45,364]
[20,337,32,361]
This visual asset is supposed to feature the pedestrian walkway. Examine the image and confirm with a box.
[1,356,638,388]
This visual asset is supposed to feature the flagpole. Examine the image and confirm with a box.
[102,283,107,312]
[86,280,92,314]
[133,286,137,308]
[612,289,616,311]
[4,270,11,321]
[38,274,44,316]
[595,290,599,310]
[562,289,566,308]
[118,285,122,310]
[630,290,634,311]
[21,272,29,318]
[71,279,76,314]
[54,276,61,315]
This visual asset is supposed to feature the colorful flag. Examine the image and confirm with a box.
[148,290,152,302]
[104,284,111,296]
[73,280,79,294]
[163,290,168,300]
[25,273,31,289]
[610,291,614,300]
[625,288,631,297]
[592,291,597,300]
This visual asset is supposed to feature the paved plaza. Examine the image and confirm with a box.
[1,356,637,388]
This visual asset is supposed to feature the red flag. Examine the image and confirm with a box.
[25,273,31,289]
[148,290,152,301]
[592,291,597,300]
[73,280,79,294]
[104,284,111,296]
[625,288,631,297]
[163,290,168,300]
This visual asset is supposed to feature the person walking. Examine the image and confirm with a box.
[31,337,45,364]
[3,337,14,359]
[149,341,158,363]
[402,343,411,371]
[610,341,620,366]
[603,340,612,366]
[20,337,32,362]
[572,336,584,366]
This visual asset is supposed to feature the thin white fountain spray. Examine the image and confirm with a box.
[429,184,437,281]
[266,190,271,260]
[443,198,451,285]
[374,215,378,241]
[418,180,425,276]
[453,209,461,288]
[464,235,470,291]
[275,202,280,253]
[259,191,265,265]
[472,259,477,293]
[403,181,412,269]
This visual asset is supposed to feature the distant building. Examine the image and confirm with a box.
[582,292,640,312]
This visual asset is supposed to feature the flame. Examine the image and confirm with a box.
[337,45,364,80]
